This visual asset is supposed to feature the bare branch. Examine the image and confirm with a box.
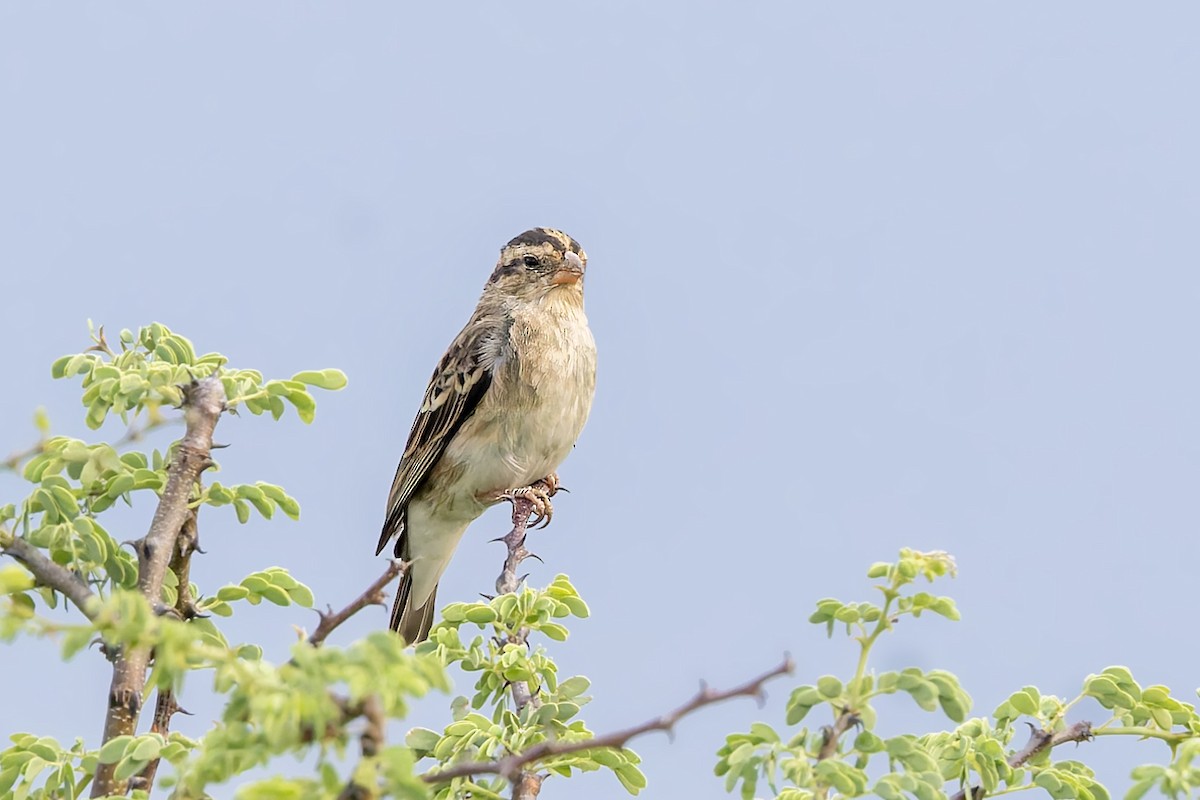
[949,721,1094,800]
[424,656,795,785]
[1,535,99,621]
[309,560,406,647]
[92,376,226,798]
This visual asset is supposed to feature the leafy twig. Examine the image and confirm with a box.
[309,560,406,647]
[494,493,543,797]
[424,656,795,785]
[949,721,1094,800]
[2,411,173,472]
[817,709,861,761]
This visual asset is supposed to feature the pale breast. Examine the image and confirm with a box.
[441,295,596,504]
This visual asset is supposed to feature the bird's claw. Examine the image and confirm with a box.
[502,474,560,529]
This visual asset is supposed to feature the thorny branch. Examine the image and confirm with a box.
[309,560,406,647]
[92,376,226,798]
[424,657,796,786]
[949,721,1094,800]
[136,509,201,790]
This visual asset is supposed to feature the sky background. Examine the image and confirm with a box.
[2,3,1198,798]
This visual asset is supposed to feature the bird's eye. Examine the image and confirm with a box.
[522,255,540,269]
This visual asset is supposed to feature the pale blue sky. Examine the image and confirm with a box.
[2,3,1198,798]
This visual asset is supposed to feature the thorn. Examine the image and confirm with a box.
[211,441,231,449]
[176,704,194,716]
[556,486,571,494]
[479,592,495,601]
[526,552,544,564]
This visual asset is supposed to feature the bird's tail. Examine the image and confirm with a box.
[390,569,439,645]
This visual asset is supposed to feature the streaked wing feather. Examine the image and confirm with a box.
[376,321,495,555]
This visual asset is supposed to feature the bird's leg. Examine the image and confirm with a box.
[500,473,560,530]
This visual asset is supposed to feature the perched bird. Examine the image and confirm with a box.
[377,228,597,643]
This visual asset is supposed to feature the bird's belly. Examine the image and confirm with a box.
[441,368,592,503]
[444,401,584,499]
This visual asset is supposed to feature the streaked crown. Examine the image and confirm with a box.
[489,228,587,287]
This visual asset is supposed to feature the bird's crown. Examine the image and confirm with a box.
[489,228,587,286]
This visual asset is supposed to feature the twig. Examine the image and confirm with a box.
[137,509,201,790]
[1,536,99,620]
[2,412,174,472]
[817,709,861,761]
[495,495,542,798]
[495,494,537,597]
[424,656,795,785]
[336,694,386,800]
[92,376,226,798]
[949,721,1094,800]
[309,560,406,647]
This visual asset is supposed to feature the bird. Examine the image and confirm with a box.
[376,228,597,644]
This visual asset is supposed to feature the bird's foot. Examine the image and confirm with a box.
[501,473,560,529]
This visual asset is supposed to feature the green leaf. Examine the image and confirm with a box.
[614,762,647,794]
[291,369,349,391]
[1008,687,1041,716]
[405,727,441,756]
[128,736,162,762]
[236,485,274,519]
[287,390,317,423]
[817,675,844,699]
[216,585,250,602]
[540,622,569,641]
[98,736,133,765]
[257,584,292,606]
[463,605,497,624]
[287,584,315,608]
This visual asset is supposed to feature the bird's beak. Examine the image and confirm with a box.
[552,251,585,285]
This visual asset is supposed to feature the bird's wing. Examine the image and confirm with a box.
[376,317,497,555]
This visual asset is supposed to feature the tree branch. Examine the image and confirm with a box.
[137,509,202,791]
[423,656,795,785]
[1,535,98,620]
[92,376,226,798]
[949,721,1093,800]
[336,694,386,800]
[309,560,406,647]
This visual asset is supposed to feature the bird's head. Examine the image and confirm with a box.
[488,228,588,302]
